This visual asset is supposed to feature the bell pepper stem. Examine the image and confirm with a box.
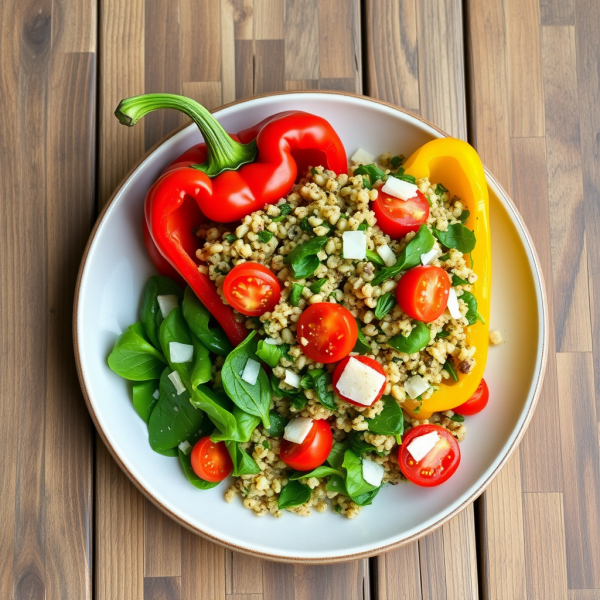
[115,93,257,177]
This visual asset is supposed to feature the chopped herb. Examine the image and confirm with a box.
[435,183,448,197]
[365,249,385,266]
[338,213,349,220]
[310,167,319,175]
[271,203,292,222]
[450,413,465,422]
[357,220,369,231]
[443,359,459,382]
[460,291,485,325]
[285,236,327,278]
[451,274,469,286]
[309,278,327,294]
[439,253,450,261]
[396,172,416,184]
[256,340,291,368]
[224,234,238,243]
[257,230,274,243]
[214,267,228,275]
[374,292,396,320]
[299,216,312,232]
[334,504,342,514]
[390,155,404,169]
[264,411,288,436]
[290,283,304,307]
[352,319,372,354]
[262,440,271,449]
[459,210,470,224]
[354,164,386,190]
[436,330,450,339]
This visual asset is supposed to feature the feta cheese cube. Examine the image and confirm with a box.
[284,369,301,388]
[343,231,367,260]
[362,458,385,487]
[381,176,419,201]
[169,341,194,363]
[264,337,280,345]
[335,357,386,406]
[421,243,441,266]
[447,288,462,319]
[283,417,314,444]
[406,431,440,462]
[404,374,430,399]
[152,389,160,400]
[350,148,374,165]
[178,440,192,455]
[168,371,186,395]
[241,358,261,385]
[376,244,397,267]
[157,295,179,319]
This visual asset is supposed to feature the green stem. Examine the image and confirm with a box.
[114,93,257,177]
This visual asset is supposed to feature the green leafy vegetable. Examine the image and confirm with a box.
[435,183,448,197]
[190,384,238,440]
[290,466,345,480]
[439,252,450,261]
[299,216,312,231]
[108,325,167,381]
[351,487,381,506]
[434,223,476,253]
[210,399,261,443]
[257,230,274,243]
[366,395,405,437]
[354,164,385,190]
[286,236,327,278]
[387,321,430,354]
[140,276,184,348]
[371,225,435,286]
[132,380,159,423]
[309,278,327,293]
[450,413,465,422]
[352,319,372,354]
[226,441,261,476]
[327,441,350,470]
[342,450,377,497]
[451,274,469,286]
[271,203,292,222]
[178,447,220,490]
[348,431,385,457]
[460,291,485,325]
[365,249,385,267]
[357,221,369,231]
[443,360,459,382]
[256,340,290,368]
[221,331,271,428]
[374,292,396,320]
[262,440,270,449]
[326,474,348,495]
[313,371,337,411]
[264,411,288,437]
[391,155,404,169]
[278,480,312,509]
[224,234,238,243]
[289,283,304,307]
[459,210,470,224]
[436,330,450,339]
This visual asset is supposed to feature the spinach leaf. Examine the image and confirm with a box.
[366,395,405,437]
[140,276,184,348]
[224,233,238,243]
[451,274,469,286]
[290,466,344,480]
[178,448,220,490]
[264,411,288,437]
[439,252,450,261]
[387,321,430,354]
[221,331,271,428]
[226,441,261,476]
[450,413,465,422]
[132,380,159,423]
[256,340,289,368]
[459,210,470,224]
[299,216,312,232]
[148,368,205,453]
[301,369,337,410]
[374,292,396,319]
[271,203,292,222]
[460,291,484,325]
[391,155,404,169]
[354,164,386,190]
[352,319,372,354]
[443,359,459,382]
[258,230,273,243]
[190,384,238,439]
[326,474,348,495]
[286,236,327,278]
[342,450,377,498]
[309,278,327,293]
[278,480,312,509]
[351,487,381,506]
[435,183,448,197]
[348,431,385,457]
[327,440,350,470]
[108,326,167,381]
[182,286,233,356]
[210,401,261,443]
[434,223,476,253]
[436,330,450,339]
[371,225,435,286]
[129,321,151,343]
[289,283,304,307]
[366,249,385,267]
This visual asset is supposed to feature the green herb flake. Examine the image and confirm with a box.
[442,359,459,382]
[224,234,238,243]
[436,330,450,339]
[310,167,319,175]
[374,292,396,320]
[357,220,369,231]
[285,235,327,278]
[451,274,469,286]
[290,283,304,307]
[435,183,448,197]
[299,216,312,232]
[262,440,271,449]
[309,278,327,294]
[271,203,293,222]
[450,413,465,422]
[390,155,404,169]
[257,230,274,243]
[459,210,470,224]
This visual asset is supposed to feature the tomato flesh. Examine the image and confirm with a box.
[453,378,489,416]
[372,189,430,238]
[332,356,386,407]
[190,436,233,483]
[222,262,281,316]
[399,424,460,487]
[296,303,358,364]
[280,419,333,471]
[396,266,451,322]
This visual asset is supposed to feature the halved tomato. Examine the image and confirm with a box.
[190,437,233,482]
[453,378,489,416]
[222,262,281,316]
[396,266,451,322]
[280,419,333,471]
[372,189,430,238]
[399,424,460,487]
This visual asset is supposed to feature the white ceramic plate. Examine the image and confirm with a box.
[74,92,547,563]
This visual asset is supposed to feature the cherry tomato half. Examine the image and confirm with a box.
[190,437,233,483]
[453,379,489,416]
[280,419,333,471]
[296,303,358,364]
[222,262,281,317]
[396,266,451,322]
[399,424,460,487]
[332,356,386,407]
[372,189,430,238]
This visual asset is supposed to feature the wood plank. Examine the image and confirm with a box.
[262,561,295,600]
[375,544,422,600]
[144,499,182,577]
[255,40,285,94]
[221,0,237,103]
[541,25,592,353]
[226,552,264,595]
[144,576,182,600]
[294,562,370,600]
[556,352,600,588]
[540,0,574,25]
[254,0,284,40]
[181,531,227,600]
[235,39,255,100]
[522,493,568,600]
[182,82,224,111]
[284,0,319,80]
[569,592,600,600]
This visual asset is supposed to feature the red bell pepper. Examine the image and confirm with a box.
[115,94,347,345]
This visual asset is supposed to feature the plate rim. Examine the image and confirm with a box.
[73,90,549,563]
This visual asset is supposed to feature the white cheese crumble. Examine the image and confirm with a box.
[283,417,314,444]
[284,369,301,388]
[157,295,179,319]
[362,458,385,487]
[168,371,186,395]
[264,337,281,345]
[343,231,367,260]
[377,244,397,267]
[178,440,192,455]
[406,431,440,462]
[404,374,430,400]
[350,148,374,165]
[241,358,261,385]
[169,341,194,364]
[447,288,462,319]
[381,176,419,201]
[335,357,386,406]
[421,242,441,266]
[152,389,160,400]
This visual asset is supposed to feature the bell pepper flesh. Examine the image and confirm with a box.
[400,138,491,419]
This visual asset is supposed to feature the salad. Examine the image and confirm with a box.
[108,94,493,518]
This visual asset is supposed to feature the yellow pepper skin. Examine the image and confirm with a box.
[400,138,491,419]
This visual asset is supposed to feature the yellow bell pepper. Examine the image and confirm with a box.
[400,138,491,419]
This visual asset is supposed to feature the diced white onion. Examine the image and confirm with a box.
[169,342,194,364]
[350,148,374,165]
[343,231,367,260]
[376,244,397,267]
[178,440,192,455]
[168,371,186,395]
[447,288,462,319]
[284,369,301,388]
[241,358,261,386]
[335,357,386,406]
[362,458,385,487]
[406,431,440,462]
[381,176,419,201]
[283,417,314,444]
[157,295,179,319]
[404,374,430,400]
[152,389,160,400]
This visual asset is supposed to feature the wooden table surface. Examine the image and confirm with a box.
[2,0,599,598]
